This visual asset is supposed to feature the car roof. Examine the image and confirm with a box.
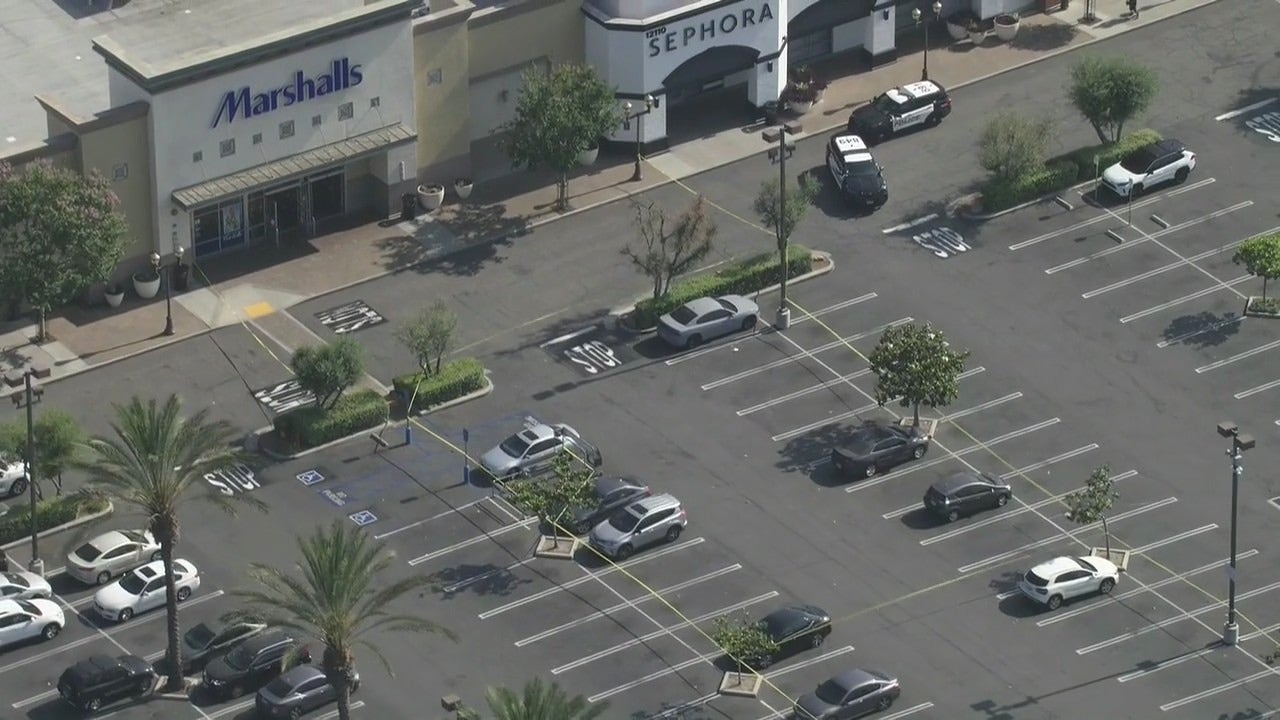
[278,664,324,685]
[0,599,25,615]
[241,629,295,654]
[1151,138,1186,154]
[91,530,131,549]
[831,668,879,690]
[681,297,722,316]
[902,80,942,97]
[67,654,119,681]
[852,424,898,441]
[595,476,646,495]
[516,424,555,443]
[1032,556,1089,575]
[932,471,994,494]
[629,493,680,515]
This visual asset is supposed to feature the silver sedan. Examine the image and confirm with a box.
[657,295,759,349]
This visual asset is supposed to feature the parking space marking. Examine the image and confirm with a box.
[478,537,705,619]
[1131,524,1218,553]
[442,557,534,594]
[700,318,913,390]
[1008,179,1216,251]
[1195,338,1280,373]
[738,369,872,416]
[882,214,939,234]
[514,564,742,646]
[550,591,778,674]
[373,496,493,539]
[589,649,719,702]
[1235,378,1280,399]
[938,389,1018,421]
[1118,622,1280,683]
[406,516,538,566]
[202,698,259,719]
[1077,579,1280,655]
[313,701,366,720]
[1160,667,1275,711]
[1119,275,1252,324]
[1158,315,1245,348]
[1043,202,1252,274]
[957,498,1176,573]
[877,703,937,720]
[845,418,1060,493]
[1216,97,1278,121]
[1081,236,1252,298]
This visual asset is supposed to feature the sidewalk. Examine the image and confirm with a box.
[0,0,1223,391]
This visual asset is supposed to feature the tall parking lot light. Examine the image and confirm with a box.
[10,370,45,575]
[1216,421,1254,645]
[762,121,802,330]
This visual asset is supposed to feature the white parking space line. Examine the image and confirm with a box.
[1082,237,1252,298]
[1216,98,1278,121]
[514,564,742,646]
[1119,275,1252,324]
[1195,338,1280,373]
[1008,179,1216,251]
[1118,622,1280,683]
[701,318,913,390]
[313,701,366,720]
[882,214,939,234]
[203,698,259,719]
[1044,202,1252,274]
[937,389,1017,421]
[846,418,1060,494]
[373,496,492,539]
[1159,667,1275,711]
[478,537,705,619]
[1076,579,1280,655]
[406,516,538,566]
[551,592,778,674]
[1158,315,1245,348]
[12,689,60,709]
[738,369,873,415]
[1236,378,1280,399]
[489,495,526,522]
[442,557,534,594]
[1038,551,1257,627]
[589,650,720,702]
[957,498,1177,573]
[748,647,862,718]
[878,702,937,720]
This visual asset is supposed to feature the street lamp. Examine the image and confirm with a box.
[10,369,44,575]
[1216,421,1255,646]
[762,120,802,330]
[151,245,185,336]
[622,95,655,182]
[911,1,944,82]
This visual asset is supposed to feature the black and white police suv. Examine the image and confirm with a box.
[847,81,952,144]
[826,134,887,210]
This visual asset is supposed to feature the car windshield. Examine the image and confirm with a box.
[498,434,530,458]
[760,613,799,639]
[120,530,147,543]
[16,600,38,614]
[815,678,850,704]
[263,675,294,697]
[1120,151,1156,174]
[74,542,103,562]
[847,160,879,177]
[118,573,147,595]
[1025,571,1050,587]
[669,306,698,325]
[185,623,215,648]
[716,298,737,312]
[1072,557,1098,573]
[846,436,875,455]
[871,94,901,112]
[224,644,253,670]
[607,509,641,533]
[3,573,29,588]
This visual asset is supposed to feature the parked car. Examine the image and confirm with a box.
[93,559,200,623]
[66,529,162,585]
[0,598,65,648]
[255,664,357,719]
[657,295,759,349]
[204,630,312,700]
[1101,138,1195,198]
[0,570,52,600]
[1018,555,1119,610]
[588,493,687,561]
[57,654,155,713]
[826,133,888,211]
[0,456,28,498]
[741,605,832,669]
[847,80,951,144]
[923,471,1014,522]
[480,421,602,481]
[180,617,269,674]
[795,668,901,719]
[567,477,651,535]
[830,423,930,478]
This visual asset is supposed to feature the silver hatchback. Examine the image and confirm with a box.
[589,494,687,561]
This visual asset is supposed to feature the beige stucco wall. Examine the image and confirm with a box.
[77,114,155,273]
[468,0,585,79]
[412,13,472,182]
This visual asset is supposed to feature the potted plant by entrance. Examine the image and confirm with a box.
[577,142,599,167]
[132,268,160,299]
[417,183,444,211]
[967,19,987,45]
[104,284,124,308]
[454,178,473,201]
[946,10,975,40]
[784,82,820,114]
[994,13,1020,41]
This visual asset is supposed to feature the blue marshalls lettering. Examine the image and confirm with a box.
[212,58,364,128]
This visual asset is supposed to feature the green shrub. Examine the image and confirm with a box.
[1063,129,1162,181]
[0,494,109,546]
[981,159,1079,214]
[633,244,813,328]
[392,358,486,412]
[274,389,388,449]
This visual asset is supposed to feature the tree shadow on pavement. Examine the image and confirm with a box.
[1010,23,1078,51]
[400,234,517,278]
[1160,311,1242,349]
[423,563,532,599]
[776,423,868,478]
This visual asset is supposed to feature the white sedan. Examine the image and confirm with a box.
[1018,555,1119,610]
[0,598,65,647]
[93,559,200,623]
[0,571,52,600]
[66,529,162,586]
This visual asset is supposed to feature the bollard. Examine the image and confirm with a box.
[404,426,412,446]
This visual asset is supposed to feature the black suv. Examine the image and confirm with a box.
[58,654,155,712]
[202,630,311,700]
[847,80,952,144]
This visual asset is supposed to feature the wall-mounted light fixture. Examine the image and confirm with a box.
[882,8,890,19]
[766,61,774,72]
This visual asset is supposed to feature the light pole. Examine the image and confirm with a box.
[623,95,654,182]
[10,370,44,575]
[762,120,802,330]
[911,1,943,82]
[1216,421,1254,646]
[151,245,185,336]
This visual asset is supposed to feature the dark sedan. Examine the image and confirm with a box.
[568,477,651,535]
[795,668,901,719]
[923,471,1013,522]
[831,423,929,479]
[255,664,357,718]
[179,618,267,674]
[740,604,831,669]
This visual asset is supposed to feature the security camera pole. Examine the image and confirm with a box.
[1216,421,1254,645]
[762,121,802,330]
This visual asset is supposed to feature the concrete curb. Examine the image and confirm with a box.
[404,372,495,417]
[1,500,114,552]
[963,179,1097,220]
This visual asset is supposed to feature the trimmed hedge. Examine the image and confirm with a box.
[392,358,486,411]
[1063,129,1163,181]
[633,244,814,329]
[274,389,389,450]
[0,494,109,546]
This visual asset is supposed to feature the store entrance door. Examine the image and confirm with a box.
[264,185,304,244]
[309,171,345,234]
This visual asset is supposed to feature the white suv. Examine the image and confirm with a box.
[0,598,65,647]
[1101,138,1195,198]
[1018,555,1119,610]
[0,456,28,498]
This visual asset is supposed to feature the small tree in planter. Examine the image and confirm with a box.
[979,112,1054,182]
[1068,56,1159,144]
[290,338,365,409]
[868,322,970,427]
[753,176,820,318]
[395,301,458,376]
[1233,232,1280,315]
[1065,465,1120,557]
[711,613,779,674]
[622,195,717,301]
[504,451,598,545]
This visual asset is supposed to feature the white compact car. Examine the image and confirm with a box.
[0,457,28,498]
[1100,138,1195,198]
[0,598,65,647]
[93,559,200,623]
[1018,555,1119,610]
[0,571,53,600]
[67,529,162,586]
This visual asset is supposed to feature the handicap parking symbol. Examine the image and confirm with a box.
[348,510,378,527]
[296,469,325,486]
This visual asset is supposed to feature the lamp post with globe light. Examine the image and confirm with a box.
[912,1,944,82]
[623,95,655,182]
[151,245,185,336]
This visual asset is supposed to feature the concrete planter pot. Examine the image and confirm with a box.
[719,671,763,698]
[789,99,815,115]
[577,146,599,167]
[417,184,444,211]
[454,178,473,200]
[968,29,987,45]
[1245,296,1280,318]
[946,20,968,40]
[994,14,1020,41]
[104,286,124,308]
[534,535,578,559]
[132,272,160,299]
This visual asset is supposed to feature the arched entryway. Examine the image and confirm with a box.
[663,45,761,141]
[787,0,876,66]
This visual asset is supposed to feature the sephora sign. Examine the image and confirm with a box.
[212,57,364,128]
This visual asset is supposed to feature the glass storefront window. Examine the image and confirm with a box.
[193,207,222,257]
[220,199,245,249]
[248,192,265,243]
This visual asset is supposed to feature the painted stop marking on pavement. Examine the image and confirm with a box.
[1245,111,1280,143]
[912,226,971,259]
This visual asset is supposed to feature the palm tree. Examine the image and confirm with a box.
[78,394,259,691]
[459,677,607,720]
[234,520,455,720]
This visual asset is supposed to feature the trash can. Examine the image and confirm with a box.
[762,101,780,126]
[174,263,190,292]
[400,192,417,222]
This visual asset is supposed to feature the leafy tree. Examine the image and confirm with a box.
[1065,465,1120,556]
[868,322,970,427]
[502,64,623,211]
[77,395,259,690]
[1233,232,1280,302]
[456,677,606,720]
[622,195,717,300]
[291,339,364,409]
[979,112,1056,181]
[711,613,780,672]
[394,300,458,376]
[753,175,820,311]
[1067,56,1159,144]
[234,520,455,720]
[503,451,598,537]
[0,410,83,497]
[0,162,129,338]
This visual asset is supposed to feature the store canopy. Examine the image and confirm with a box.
[171,123,417,210]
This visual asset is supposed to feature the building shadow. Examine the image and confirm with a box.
[1010,23,1079,51]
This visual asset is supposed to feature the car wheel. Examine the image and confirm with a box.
[1100,577,1116,594]
[925,112,940,127]
[686,334,703,349]
[41,623,61,640]
[289,708,303,720]
[757,655,773,669]
[946,509,959,523]
[230,684,244,698]
[176,587,192,602]
[864,463,878,478]
[151,550,163,561]
[912,445,926,459]
[9,478,26,497]
[119,608,134,622]
[1132,183,1144,197]
[741,315,757,331]
[136,679,151,696]
[96,570,112,585]
[1047,594,1063,610]
[615,544,633,561]
[1175,167,1189,183]
[877,695,894,711]
[665,525,682,543]
[810,632,824,649]
[86,698,102,711]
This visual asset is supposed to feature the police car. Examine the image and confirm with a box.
[826,134,887,210]
[847,80,952,144]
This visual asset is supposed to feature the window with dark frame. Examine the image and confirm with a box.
[338,102,353,121]
[220,138,235,157]
[312,115,322,127]
[192,150,203,163]
[279,120,295,139]
[252,133,262,145]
